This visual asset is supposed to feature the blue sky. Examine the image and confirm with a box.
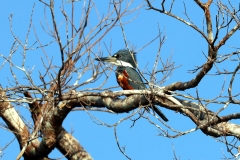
[0,0,240,159]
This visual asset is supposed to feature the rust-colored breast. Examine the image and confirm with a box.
[117,70,134,90]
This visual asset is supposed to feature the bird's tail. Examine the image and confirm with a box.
[151,105,168,122]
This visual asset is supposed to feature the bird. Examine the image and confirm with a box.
[95,49,168,122]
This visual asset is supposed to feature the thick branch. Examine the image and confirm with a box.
[23,91,93,159]
[195,0,214,42]
[35,101,72,157]
[60,90,240,138]
[0,89,45,159]
[56,128,93,160]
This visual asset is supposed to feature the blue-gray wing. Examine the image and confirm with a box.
[124,67,146,90]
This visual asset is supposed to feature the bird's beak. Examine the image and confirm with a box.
[95,56,117,63]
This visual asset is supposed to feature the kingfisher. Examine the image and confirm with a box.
[95,49,168,122]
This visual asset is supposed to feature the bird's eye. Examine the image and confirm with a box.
[113,54,122,59]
